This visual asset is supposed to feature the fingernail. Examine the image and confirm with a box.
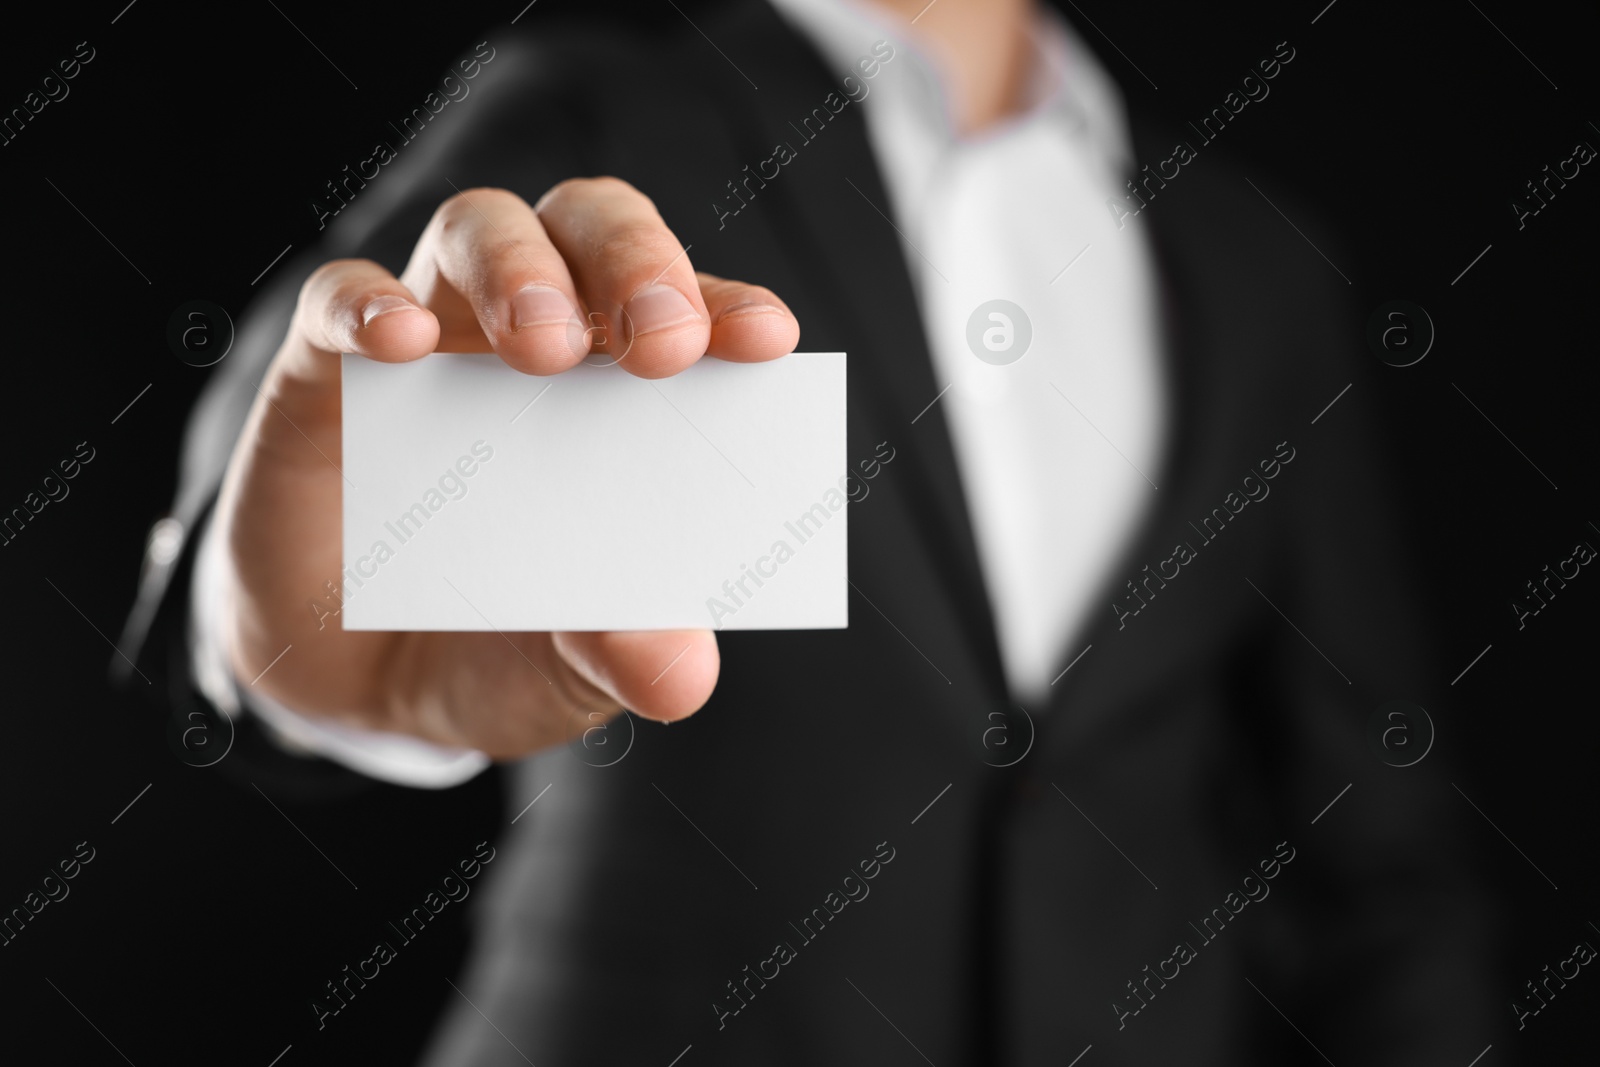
[624,284,701,336]
[361,295,416,326]
[714,301,787,324]
[511,285,579,331]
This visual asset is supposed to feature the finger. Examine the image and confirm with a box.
[696,272,800,362]
[552,629,720,722]
[536,177,710,379]
[405,186,590,375]
[282,259,440,386]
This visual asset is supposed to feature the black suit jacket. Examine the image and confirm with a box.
[122,3,1503,1063]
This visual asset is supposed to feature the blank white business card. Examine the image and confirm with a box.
[340,352,847,631]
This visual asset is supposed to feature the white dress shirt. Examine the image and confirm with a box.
[191,0,1165,786]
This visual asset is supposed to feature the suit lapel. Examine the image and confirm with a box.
[703,2,1011,698]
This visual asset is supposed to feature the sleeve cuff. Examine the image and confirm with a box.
[188,511,490,789]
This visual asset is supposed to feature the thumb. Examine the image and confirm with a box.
[552,630,720,722]
[273,258,440,415]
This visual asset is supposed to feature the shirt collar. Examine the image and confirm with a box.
[763,0,1134,170]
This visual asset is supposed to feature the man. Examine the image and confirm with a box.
[123,0,1502,1062]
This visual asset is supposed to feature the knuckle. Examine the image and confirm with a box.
[589,174,649,202]
[534,177,586,212]
[736,283,780,306]
[435,694,481,749]
[298,258,377,319]
[480,238,548,280]
[436,186,520,229]
[302,257,356,297]
[592,224,680,269]
[449,184,518,208]
[539,175,653,214]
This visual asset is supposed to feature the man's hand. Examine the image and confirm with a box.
[214,180,799,758]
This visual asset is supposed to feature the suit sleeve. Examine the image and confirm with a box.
[1258,257,1509,1061]
[117,31,602,790]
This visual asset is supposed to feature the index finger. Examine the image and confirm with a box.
[279,258,441,388]
[535,177,712,379]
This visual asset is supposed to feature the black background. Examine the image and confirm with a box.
[1,0,1595,1062]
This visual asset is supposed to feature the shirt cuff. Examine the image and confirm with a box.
[188,511,491,789]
